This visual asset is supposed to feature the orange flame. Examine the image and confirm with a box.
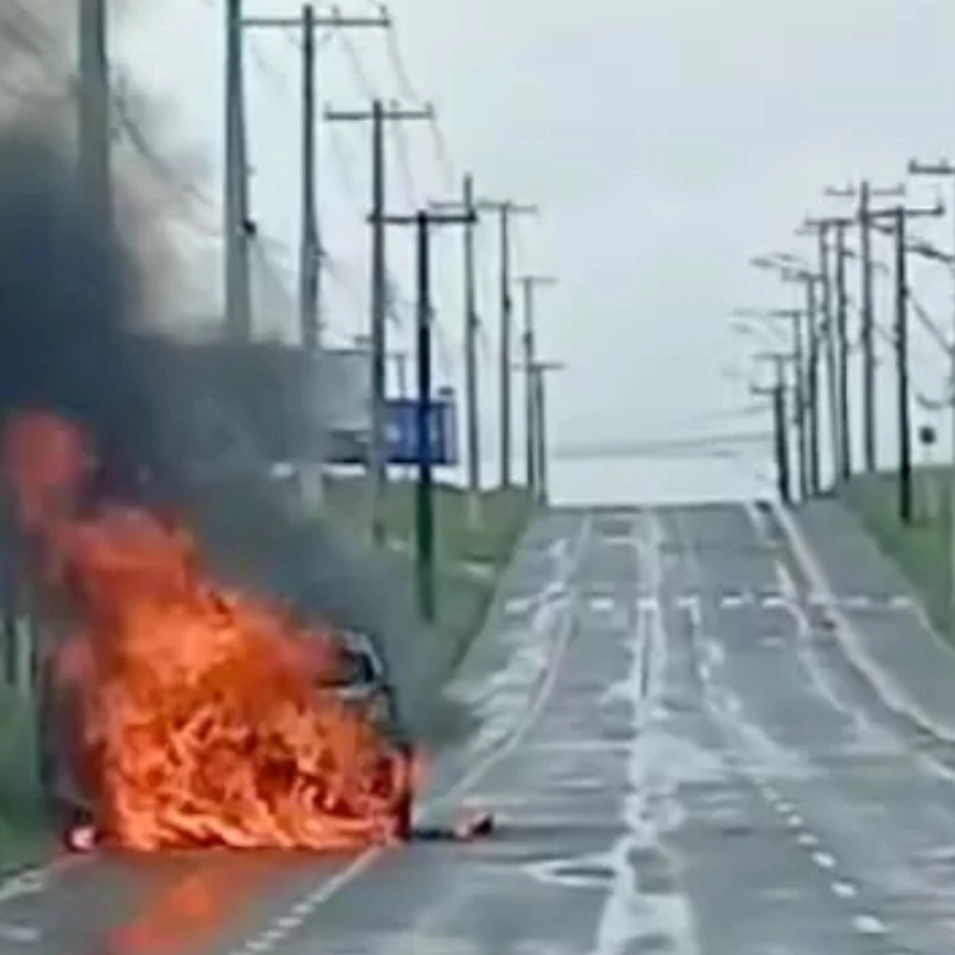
[3,412,414,851]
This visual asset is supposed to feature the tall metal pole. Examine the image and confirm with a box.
[499,206,513,488]
[414,211,435,622]
[521,277,537,493]
[860,181,877,471]
[462,175,482,526]
[773,360,791,505]
[369,99,388,545]
[516,274,557,496]
[326,99,431,545]
[894,206,913,525]
[834,221,851,481]
[521,275,538,495]
[805,275,821,494]
[78,0,111,227]
[817,226,841,486]
[534,367,548,505]
[224,0,251,339]
[825,180,904,471]
[908,158,955,629]
[377,208,478,620]
[791,308,808,501]
[298,3,320,351]
[528,361,562,506]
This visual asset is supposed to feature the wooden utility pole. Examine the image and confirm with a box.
[326,100,433,545]
[866,198,945,524]
[429,175,483,527]
[242,6,389,348]
[515,274,557,496]
[802,274,822,495]
[753,354,792,504]
[474,200,539,488]
[824,181,905,472]
[529,360,564,506]
[804,214,856,482]
[374,209,478,622]
[909,157,955,630]
[78,0,111,228]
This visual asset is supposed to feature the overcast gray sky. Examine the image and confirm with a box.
[116,0,955,483]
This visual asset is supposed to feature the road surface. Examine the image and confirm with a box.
[3,502,955,953]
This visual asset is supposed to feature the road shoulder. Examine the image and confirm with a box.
[770,497,955,742]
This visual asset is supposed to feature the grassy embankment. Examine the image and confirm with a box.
[0,477,533,876]
[840,468,954,636]
[322,475,534,671]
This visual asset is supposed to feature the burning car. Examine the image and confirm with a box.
[36,620,414,846]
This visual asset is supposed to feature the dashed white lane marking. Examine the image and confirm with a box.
[797,833,819,847]
[785,814,804,828]
[812,851,837,870]
[850,914,887,935]
[830,880,858,899]
[719,592,749,608]
[0,922,39,943]
[224,517,594,955]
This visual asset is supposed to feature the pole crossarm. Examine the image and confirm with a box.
[372,211,478,226]
[325,105,433,122]
[243,14,389,27]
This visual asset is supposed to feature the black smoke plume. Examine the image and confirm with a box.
[0,125,467,757]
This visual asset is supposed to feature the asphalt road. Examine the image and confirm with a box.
[4,502,955,953]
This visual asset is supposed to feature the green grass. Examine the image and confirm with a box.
[840,468,954,635]
[0,683,56,878]
[322,476,535,669]
[0,477,534,877]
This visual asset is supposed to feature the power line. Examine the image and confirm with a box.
[383,23,421,103]
[428,115,457,190]
[391,120,419,205]
[326,122,366,209]
[336,29,378,99]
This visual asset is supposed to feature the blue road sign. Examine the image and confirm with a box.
[386,391,458,466]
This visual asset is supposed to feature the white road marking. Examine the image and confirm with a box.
[226,516,594,955]
[785,814,804,828]
[0,922,39,943]
[718,593,749,608]
[504,595,534,615]
[591,510,701,955]
[851,914,887,935]
[0,866,55,906]
[771,501,955,745]
[760,594,787,608]
[812,851,837,870]
[589,596,616,613]
[797,833,819,848]
[830,880,858,898]
[637,596,660,612]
